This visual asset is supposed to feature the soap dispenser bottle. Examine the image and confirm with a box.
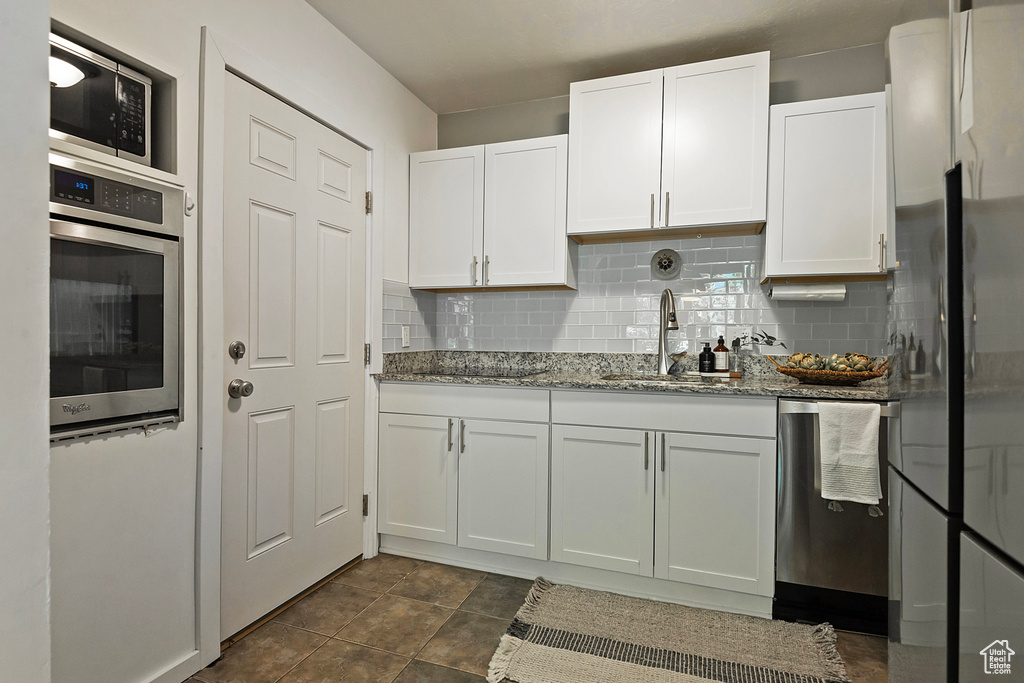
[699,342,715,374]
[713,335,730,373]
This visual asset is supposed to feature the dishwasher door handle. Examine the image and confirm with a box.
[779,400,899,418]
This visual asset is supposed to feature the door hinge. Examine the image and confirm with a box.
[365,191,372,214]
[362,494,369,517]
[364,342,371,365]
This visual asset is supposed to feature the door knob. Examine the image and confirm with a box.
[228,379,254,399]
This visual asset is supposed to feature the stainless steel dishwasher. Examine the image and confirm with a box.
[774,398,900,634]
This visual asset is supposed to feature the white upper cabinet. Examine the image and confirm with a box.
[484,136,568,287]
[764,92,892,279]
[661,55,770,228]
[409,135,574,290]
[408,146,485,288]
[567,70,664,234]
[568,52,769,238]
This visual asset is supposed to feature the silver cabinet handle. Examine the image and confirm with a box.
[661,433,666,472]
[664,192,670,227]
[447,418,453,452]
[878,234,886,272]
[460,419,466,453]
[650,194,656,228]
[484,255,490,285]
[471,256,478,285]
[644,432,649,470]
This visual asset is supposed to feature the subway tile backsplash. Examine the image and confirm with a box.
[384,235,891,357]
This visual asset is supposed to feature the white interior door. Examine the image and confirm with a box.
[221,73,366,638]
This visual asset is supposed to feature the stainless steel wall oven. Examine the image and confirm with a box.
[49,153,182,435]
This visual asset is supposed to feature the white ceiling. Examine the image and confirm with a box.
[305,0,903,115]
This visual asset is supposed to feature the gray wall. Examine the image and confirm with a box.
[438,43,886,148]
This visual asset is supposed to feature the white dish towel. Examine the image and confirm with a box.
[818,401,882,505]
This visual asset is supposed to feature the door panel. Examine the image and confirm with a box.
[551,425,654,576]
[249,201,296,368]
[222,73,366,638]
[458,419,549,559]
[247,407,295,556]
[317,221,352,363]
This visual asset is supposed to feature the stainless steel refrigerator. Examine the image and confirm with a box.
[957,0,1024,680]
[888,0,1024,681]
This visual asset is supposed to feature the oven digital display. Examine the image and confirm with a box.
[51,165,164,224]
[54,170,95,205]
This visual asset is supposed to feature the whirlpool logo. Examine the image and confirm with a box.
[62,403,91,415]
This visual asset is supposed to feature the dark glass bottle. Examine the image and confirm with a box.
[699,343,715,373]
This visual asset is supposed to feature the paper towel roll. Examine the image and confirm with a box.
[768,284,847,301]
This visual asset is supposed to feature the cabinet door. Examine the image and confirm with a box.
[655,432,775,595]
[551,425,655,576]
[567,70,664,235]
[408,146,484,288]
[484,135,568,286]
[764,92,889,277]
[457,419,549,559]
[378,413,458,544]
[662,52,769,227]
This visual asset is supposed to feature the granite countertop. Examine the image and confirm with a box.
[377,351,896,401]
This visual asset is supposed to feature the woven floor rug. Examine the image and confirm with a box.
[487,578,851,683]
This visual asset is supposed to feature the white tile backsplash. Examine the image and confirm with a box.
[383,235,891,357]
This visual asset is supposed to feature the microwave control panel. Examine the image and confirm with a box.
[51,167,163,224]
[116,74,147,158]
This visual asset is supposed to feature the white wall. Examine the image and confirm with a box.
[52,0,435,284]
[0,1,52,681]
[44,1,436,680]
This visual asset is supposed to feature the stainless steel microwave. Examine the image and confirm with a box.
[49,33,152,166]
[49,153,182,434]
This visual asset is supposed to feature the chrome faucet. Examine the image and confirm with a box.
[657,288,679,374]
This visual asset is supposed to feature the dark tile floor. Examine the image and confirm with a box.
[187,553,888,683]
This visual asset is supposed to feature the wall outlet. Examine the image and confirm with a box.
[401,326,411,348]
[727,326,753,346]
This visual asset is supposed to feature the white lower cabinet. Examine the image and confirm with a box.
[550,426,655,575]
[378,413,458,544]
[377,383,550,560]
[458,419,549,559]
[379,384,777,604]
[549,391,776,598]
[655,432,776,595]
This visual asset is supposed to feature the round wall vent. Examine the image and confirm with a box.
[651,248,681,280]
